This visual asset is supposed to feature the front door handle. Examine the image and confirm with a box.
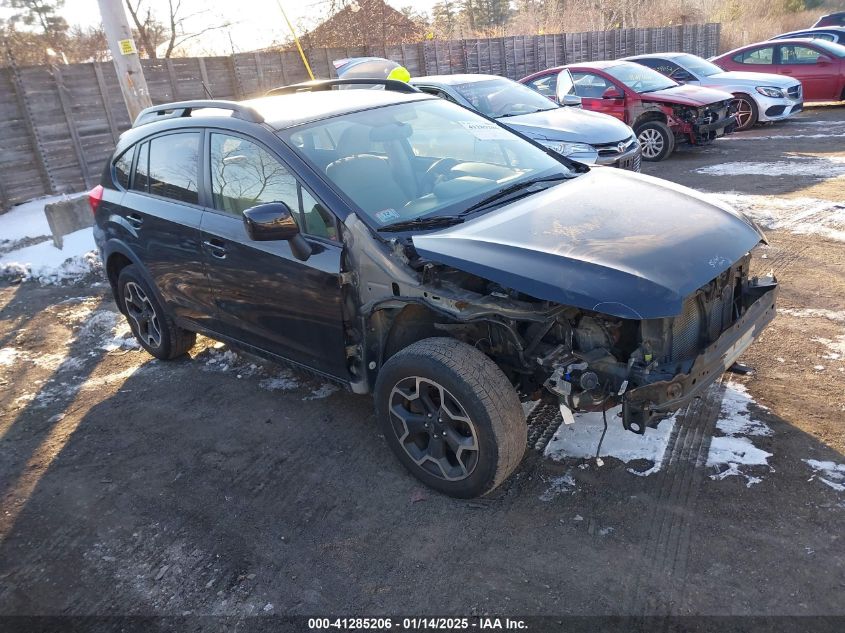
[203,239,227,259]
[126,213,143,228]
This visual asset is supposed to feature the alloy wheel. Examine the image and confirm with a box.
[731,97,754,130]
[388,376,480,481]
[638,128,665,159]
[123,281,162,349]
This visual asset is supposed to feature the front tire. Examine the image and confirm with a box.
[635,120,675,161]
[730,93,758,131]
[117,265,196,360]
[374,338,526,498]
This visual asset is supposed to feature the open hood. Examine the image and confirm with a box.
[412,169,765,320]
[499,106,634,144]
[642,83,734,106]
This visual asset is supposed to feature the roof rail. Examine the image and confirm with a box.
[132,100,264,128]
[265,78,420,97]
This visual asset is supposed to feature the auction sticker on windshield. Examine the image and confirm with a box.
[375,208,401,224]
[458,120,513,141]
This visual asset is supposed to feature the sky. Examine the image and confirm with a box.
[3,0,439,55]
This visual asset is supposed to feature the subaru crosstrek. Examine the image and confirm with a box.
[92,80,778,498]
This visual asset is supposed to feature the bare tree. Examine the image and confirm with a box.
[124,0,230,59]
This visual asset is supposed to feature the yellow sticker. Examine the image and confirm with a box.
[118,39,137,55]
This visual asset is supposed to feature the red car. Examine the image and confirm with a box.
[711,39,845,102]
[520,61,736,161]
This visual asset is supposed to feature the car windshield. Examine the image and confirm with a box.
[605,63,678,93]
[449,77,558,118]
[284,98,574,228]
[674,54,724,77]
[809,39,845,57]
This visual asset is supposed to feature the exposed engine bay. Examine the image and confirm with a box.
[340,214,779,434]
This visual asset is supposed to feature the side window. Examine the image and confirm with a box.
[114,147,134,189]
[571,72,612,98]
[148,132,200,204]
[301,188,338,242]
[733,47,774,64]
[636,58,674,76]
[132,142,150,193]
[209,133,299,217]
[209,132,337,241]
[778,45,823,65]
[525,74,557,98]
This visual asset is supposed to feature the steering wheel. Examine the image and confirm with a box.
[424,157,461,188]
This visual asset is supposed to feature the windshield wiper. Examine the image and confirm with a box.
[497,108,549,118]
[378,215,465,233]
[460,174,571,216]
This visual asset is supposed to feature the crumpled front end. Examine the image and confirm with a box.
[671,98,737,145]
[542,255,777,433]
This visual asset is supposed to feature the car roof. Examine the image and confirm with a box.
[241,89,433,130]
[775,26,845,36]
[624,52,698,60]
[565,60,628,70]
[410,74,506,85]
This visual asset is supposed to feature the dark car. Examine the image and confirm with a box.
[91,80,778,498]
[520,61,736,161]
[770,26,845,45]
[813,12,845,27]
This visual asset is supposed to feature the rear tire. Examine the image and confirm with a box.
[117,265,195,360]
[730,93,758,131]
[635,120,675,161]
[374,337,526,498]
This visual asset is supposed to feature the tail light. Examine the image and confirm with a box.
[88,184,104,214]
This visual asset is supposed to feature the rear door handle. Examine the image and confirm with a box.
[203,239,227,259]
[126,213,143,228]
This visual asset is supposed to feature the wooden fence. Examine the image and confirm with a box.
[0,23,720,212]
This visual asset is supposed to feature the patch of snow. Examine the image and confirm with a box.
[544,406,676,476]
[707,381,773,486]
[304,383,339,400]
[0,347,24,366]
[803,459,845,492]
[539,472,577,501]
[715,382,772,437]
[0,193,76,244]
[712,194,845,242]
[813,336,845,361]
[0,228,100,284]
[719,133,845,141]
[779,308,845,323]
[259,373,300,391]
[696,155,845,178]
[598,526,614,536]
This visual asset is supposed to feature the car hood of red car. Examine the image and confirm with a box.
[640,83,734,106]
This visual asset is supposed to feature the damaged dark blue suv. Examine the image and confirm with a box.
[92,80,778,498]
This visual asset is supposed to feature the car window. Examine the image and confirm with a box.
[733,47,774,64]
[132,142,150,193]
[524,74,557,98]
[285,99,571,226]
[449,77,557,117]
[571,72,613,98]
[778,44,824,64]
[114,147,134,189]
[301,187,338,241]
[210,133,299,216]
[147,132,200,204]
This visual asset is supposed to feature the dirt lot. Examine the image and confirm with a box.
[0,106,844,623]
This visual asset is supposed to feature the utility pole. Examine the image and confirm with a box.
[97,0,152,122]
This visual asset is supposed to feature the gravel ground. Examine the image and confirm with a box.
[0,106,843,623]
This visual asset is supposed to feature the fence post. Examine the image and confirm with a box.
[5,57,55,195]
[254,52,266,91]
[93,62,120,144]
[53,65,93,189]
[165,59,179,100]
[198,57,211,95]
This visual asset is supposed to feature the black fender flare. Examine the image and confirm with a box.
[102,238,168,316]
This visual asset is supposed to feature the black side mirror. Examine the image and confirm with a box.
[243,202,312,261]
